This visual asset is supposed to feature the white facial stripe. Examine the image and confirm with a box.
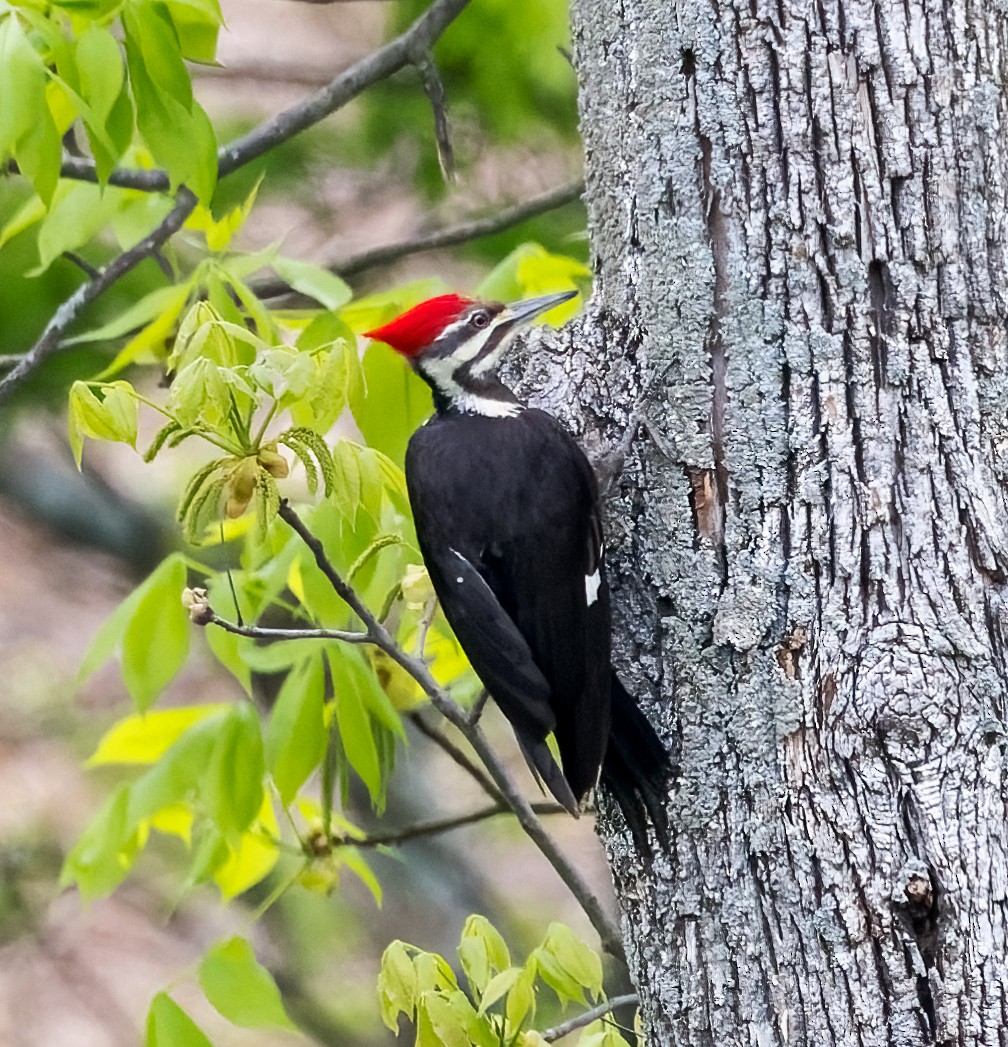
[585,569,601,606]
[468,320,518,376]
[454,324,495,363]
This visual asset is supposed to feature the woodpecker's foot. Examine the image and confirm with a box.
[464,688,490,726]
[594,411,677,496]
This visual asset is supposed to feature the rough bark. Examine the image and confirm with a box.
[515,0,1008,1043]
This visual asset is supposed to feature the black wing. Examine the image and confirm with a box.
[405,409,611,807]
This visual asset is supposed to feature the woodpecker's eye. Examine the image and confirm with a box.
[471,311,490,329]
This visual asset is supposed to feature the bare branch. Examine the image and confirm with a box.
[250,180,585,300]
[335,802,566,849]
[43,0,474,193]
[276,499,625,961]
[540,995,639,1042]
[0,188,197,404]
[203,610,369,645]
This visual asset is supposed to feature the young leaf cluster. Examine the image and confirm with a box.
[379,915,627,1046]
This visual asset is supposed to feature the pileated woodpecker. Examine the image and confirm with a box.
[365,291,670,848]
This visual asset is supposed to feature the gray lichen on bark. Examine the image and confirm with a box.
[511,0,1008,1043]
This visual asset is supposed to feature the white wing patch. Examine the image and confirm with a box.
[585,568,601,606]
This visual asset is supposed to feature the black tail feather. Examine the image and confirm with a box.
[516,734,581,816]
[600,675,672,851]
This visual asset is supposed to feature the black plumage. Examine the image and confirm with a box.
[406,408,669,848]
[406,409,611,810]
[367,292,671,849]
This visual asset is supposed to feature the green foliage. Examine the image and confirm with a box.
[199,936,296,1030]
[0,1,611,1041]
[379,916,617,1046]
[0,0,221,203]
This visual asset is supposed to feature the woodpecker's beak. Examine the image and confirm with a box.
[500,289,578,328]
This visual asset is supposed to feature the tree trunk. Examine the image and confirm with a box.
[543,0,1008,1042]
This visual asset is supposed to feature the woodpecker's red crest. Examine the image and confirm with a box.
[364,294,476,357]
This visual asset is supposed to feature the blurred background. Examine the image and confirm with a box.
[0,1,620,1044]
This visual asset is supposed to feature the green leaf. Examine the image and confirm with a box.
[534,924,603,1006]
[122,2,218,202]
[578,1019,628,1047]
[339,846,382,906]
[459,914,511,996]
[166,0,224,63]
[332,659,382,804]
[0,192,47,251]
[79,579,146,684]
[476,967,522,1015]
[203,703,265,836]
[271,256,352,310]
[121,553,190,712]
[67,381,140,468]
[22,106,63,206]
[378,941,419,1031]
[353,341,433,467]
[124,2,192,111]
[198,936,296,1030]
[212,800,280,899]
[145,993,214,1047]
[505,963,537,1031]
[60,783,141,900]
[170,358,231,429]
[32,182,111,274]
[289,329,361,433]
[265,653,327,805]
[126,707,227,822]
[65,284,191,348]
[0,17,45,156]
[87,704,229,766]
[476,243,589,326]
[201,573,254,691]
[76,26,124,115]
[418,992,477,1047]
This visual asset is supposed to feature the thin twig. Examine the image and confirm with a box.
[540,994,639,1042]
[63,252,101,280]
[42,0,474,193]
[277,500,625,961]
[415,52,455,181]
[408,711,503,802]
[465,688,490,727]
[206,612,369,644]
[251,180,585,299]
[338,802,565,849]
[415,596,438,659]
[0,188,197,404]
